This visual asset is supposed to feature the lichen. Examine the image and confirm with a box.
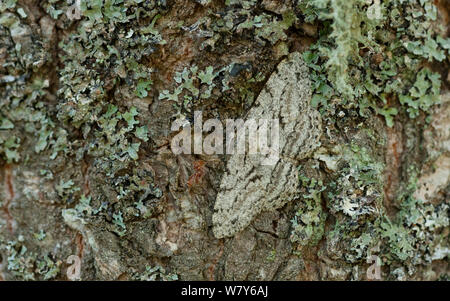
[290,172,327,249]
[131,265,178,281]
[159,64,235,115]
[300,0,448,126]
[0,0,447,281]
[0,236,61,280]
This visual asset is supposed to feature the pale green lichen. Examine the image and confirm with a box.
[328,144,384,219]
[159,64,235,114]
[33,230,47,242]
[112,211,126,237]
[300,0,448,125]
[0,236,60,280]
[36,255,61,280]
[290,172,327,249]
[381,198,449,265]
[55,179,80,204]
[55,1,165,178]
[2,238,36,280]
[320,138,448,275]
[131,265,178,281]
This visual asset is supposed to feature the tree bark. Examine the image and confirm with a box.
[0,0,448,281]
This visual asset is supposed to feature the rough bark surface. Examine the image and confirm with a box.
[0,0,448,281]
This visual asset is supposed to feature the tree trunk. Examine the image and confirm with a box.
[0,0,448,281]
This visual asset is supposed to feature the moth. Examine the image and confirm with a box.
[212,52,322,238]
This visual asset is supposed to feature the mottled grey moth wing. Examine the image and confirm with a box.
[212,52,322,239]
